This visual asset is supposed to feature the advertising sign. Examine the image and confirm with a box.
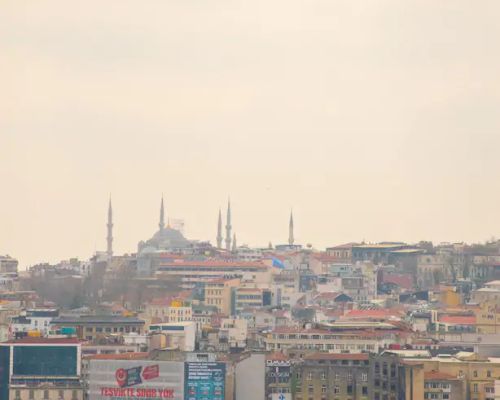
[89,360,184,400]
[184,362,225,400]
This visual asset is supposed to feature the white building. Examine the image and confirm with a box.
[10,309,59,336]
[149,321,196,352]
[220,318,248,349]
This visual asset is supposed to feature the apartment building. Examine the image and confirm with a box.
[293,353,370,400]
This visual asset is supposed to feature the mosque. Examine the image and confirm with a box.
[105,196,295,258]
[137,197,191,253]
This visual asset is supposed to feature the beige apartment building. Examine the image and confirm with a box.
[204,278,240,315]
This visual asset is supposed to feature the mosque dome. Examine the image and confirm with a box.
[137,197,191,253]
[150,226,189,248]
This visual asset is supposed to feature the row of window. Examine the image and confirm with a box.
[273,333,383,341]
[206,289,223,295]
[14,389,79,400]
[425,383,450,389]
[424,393,449,399]
[297,384,368,396]
[299,371,368,381]
[84,326,138,333]
[268,343,377,352]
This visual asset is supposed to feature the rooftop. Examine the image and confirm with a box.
[1,337,80,345]
[158,260,267,269]
[85,352,149,360]
[424,371,459,381]
[266,351,289,361]
[52,315,145,324]
[439,315,476,325]
[304,352,369,361]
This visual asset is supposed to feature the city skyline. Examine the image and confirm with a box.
[3,193,500,268]
[2,0,500,266]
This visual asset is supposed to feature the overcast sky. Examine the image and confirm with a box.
[1,1,500,267]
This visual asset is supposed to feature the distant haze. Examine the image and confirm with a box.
[1,1,499,267]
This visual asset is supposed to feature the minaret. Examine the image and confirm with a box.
[159,196,165,231]
[106,198,113,258]
[232,233,237,252]
[288,210,294,246]
[216,209,223,248]
[225,199,232,251]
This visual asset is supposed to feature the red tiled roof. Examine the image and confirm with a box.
[424,371,458,381]
[439,315,476,325]
[85,352,149,360]
[159,260,267,268]
[266,352,289,361]
[305,352,368,361]
[380,272,413,290]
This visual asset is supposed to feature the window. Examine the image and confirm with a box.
[44,390,49,400]
[321,371,326,380]
[307,372,313,380]
[334,386,340,394]
[361,372,368,382]
[362,386,368,395]
[487,370,492,378]
[473,370,478,378]
[347,385,353,394]
[390,364,396,378]
[14,390,21,400]
[308,385,313,394]
[29,390,35,400]
[72,390,78,400]
[322,385,327,393]
[59,389,64,399]
[473,383,478,393]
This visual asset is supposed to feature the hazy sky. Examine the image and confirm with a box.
[1,1,500,267]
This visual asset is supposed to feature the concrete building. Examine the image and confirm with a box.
[234,353,266,400]
[204,278,240,315]
[233,287,270,315]
[369,353,402,400]
[220,318,247,350]
[264,327,396,355]
[157,260,271,286]
[10,309,59,336]
[149,321,196,351]
[325,243,355,263]
[293,353,370,400]
[266,352,291,400]
[0,256,18,275]
[385,350,500,400]
[352,243,412,264]
[50,315,145,341]
[0,338,83,400]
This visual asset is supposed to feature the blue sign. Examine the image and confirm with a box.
[184,362,225,400]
